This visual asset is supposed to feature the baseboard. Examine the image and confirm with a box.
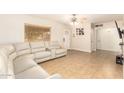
[96,49,119,53]
[70,48,92,53]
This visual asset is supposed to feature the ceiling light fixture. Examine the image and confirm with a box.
[71,14,77,25]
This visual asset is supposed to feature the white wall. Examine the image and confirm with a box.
[0,14,70,49]
[95,20,123,52]
[71,20,92,53]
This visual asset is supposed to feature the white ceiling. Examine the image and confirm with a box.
[31,14,123,25]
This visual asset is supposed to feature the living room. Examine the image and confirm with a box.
[1,1,124,93]
[0,14,123,79]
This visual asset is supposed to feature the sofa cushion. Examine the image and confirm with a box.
[8,52,16,79]
[34,51,51,59]
[30,42,46,53]
[55,49,67,54]
[15,54,34,62]
[49,41,61,49]
[30,41,45,48]
[35,57,51,63]
[14,42,30,51]
[14,58,37,74]
[0,44,16,78]
[0,48,8,79]
[31,48,46,53]
[0,44,15,54]
[15,65,49,79]
[14,43,31,56]
[16,49,31,56]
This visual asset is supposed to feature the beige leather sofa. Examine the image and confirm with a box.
[0,41,67,79]
[14,41,67,63]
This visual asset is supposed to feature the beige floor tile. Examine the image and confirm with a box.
[39,50,123,79]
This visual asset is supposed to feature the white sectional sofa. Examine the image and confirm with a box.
[0,41,67,79]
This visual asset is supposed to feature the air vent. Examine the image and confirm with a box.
[95,24,103,27]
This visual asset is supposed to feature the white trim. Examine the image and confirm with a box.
[70,48,91,53]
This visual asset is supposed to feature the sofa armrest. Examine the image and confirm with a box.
[46,74,62,79]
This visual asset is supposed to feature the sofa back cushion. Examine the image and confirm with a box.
[14,42,31,56]
[0,44,16,79]
[30,42,46,53]
[0,44,16,60]
[0,48,8,79]
[50,41,61,49]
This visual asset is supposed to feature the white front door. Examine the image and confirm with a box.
[63,30,70,49]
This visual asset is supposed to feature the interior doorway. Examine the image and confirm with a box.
[91,24,102,52]
[91,23,97,52]
[96,27,102,50]
[93,23,120,52]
